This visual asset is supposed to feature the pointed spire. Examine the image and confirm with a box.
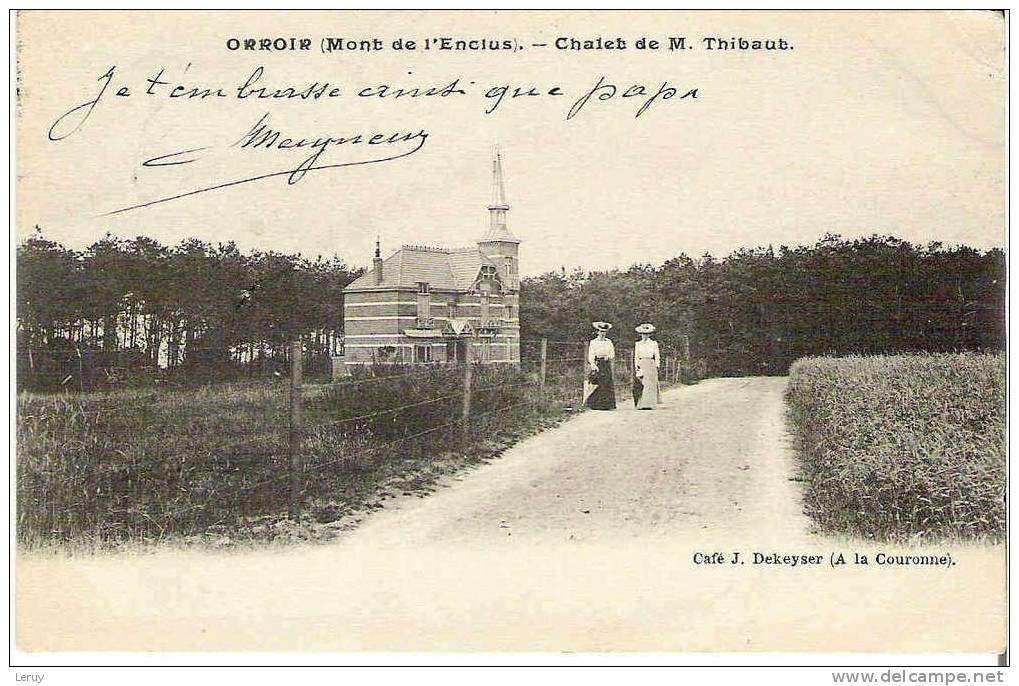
[489,146,509,211]
[482,147,520,244]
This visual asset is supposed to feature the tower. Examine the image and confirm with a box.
[477,149,521,291]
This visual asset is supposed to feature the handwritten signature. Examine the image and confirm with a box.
[106,113,429,215]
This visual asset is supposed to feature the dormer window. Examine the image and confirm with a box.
[480,266,497,280]
[417,282,430,294]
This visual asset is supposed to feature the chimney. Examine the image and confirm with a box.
[373,237,383,284]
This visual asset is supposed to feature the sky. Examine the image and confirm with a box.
[16,10,1006,277]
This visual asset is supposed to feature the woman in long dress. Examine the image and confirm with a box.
[584,322,616,410]
[632,323,660,409]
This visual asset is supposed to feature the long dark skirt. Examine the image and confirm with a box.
[585,358,616,410]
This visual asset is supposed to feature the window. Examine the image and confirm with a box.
[480,292,490,319]
[417,286,431,323]
[505,303,514,320]
[414,345,433,363]
[479,266,500,294]
[417,282,430,294]
[475,340,491,363]
[505,258,517,289]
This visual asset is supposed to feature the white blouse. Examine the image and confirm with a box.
[588,338,615,365]
[635,338,660,364]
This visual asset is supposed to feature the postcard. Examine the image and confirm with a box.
[12,9,1007,658]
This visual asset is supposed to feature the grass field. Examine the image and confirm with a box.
[784,352,1005,541]
[16,363,579,550]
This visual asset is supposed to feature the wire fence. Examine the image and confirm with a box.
[16,336,697,546]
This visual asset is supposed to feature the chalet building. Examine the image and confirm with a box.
[342,152,521,365]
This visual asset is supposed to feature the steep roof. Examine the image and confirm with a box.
[345,245,497,291]
[478,224,522,244]
[490,150,509,209]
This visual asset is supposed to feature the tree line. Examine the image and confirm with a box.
[519,234,1005,377]
[17,231,359,388]
[17,231,1005,389]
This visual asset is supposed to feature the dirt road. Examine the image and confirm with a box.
[16,378,1005,654]
[349,377,811,547]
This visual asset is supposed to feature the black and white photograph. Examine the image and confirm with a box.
[9,8,1009,672]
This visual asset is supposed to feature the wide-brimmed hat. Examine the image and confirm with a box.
[592,321,613,332]
[635,323,656,334]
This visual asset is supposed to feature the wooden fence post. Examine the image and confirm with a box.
[288,339,303,519]
[75,346,84,393]
[539,338,547,390]
[461,340,473,445]
[581,341,589,406]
